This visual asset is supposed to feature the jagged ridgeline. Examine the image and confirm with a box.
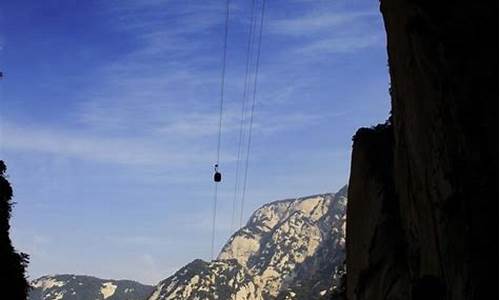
[149,185,347,300]
[29,275,155,300]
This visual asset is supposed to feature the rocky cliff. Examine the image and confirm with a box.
[0,160,29,299]
[346,1,497,299]
[148,187,347,300]
[29,274,155,300]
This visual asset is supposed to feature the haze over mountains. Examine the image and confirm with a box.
[29,186,347,300]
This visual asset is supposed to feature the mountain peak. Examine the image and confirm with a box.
[335,184,348,198]
[149,186,347,299]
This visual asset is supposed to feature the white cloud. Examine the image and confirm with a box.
[156,111,241,137]
[268,11,377,36]
[296,33,384,56]
[0,122,209,166]
[265,9,384,59]
[0,107,325,167]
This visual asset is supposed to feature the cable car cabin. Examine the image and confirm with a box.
[214,171,222,182]
[213,164,222,182]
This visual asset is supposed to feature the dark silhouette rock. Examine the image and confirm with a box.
[411,275,446,300]
[347,124,410,299]
[346,0,497,299]
[0,160,29,299]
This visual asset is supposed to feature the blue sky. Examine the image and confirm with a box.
[0,0,390,284]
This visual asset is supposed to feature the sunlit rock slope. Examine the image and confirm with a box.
[149,185,347,300]
[29,274,154,300]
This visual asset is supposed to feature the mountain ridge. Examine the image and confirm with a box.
[29,274,154,300]
[149,186,347,300]
[29,187,347,300]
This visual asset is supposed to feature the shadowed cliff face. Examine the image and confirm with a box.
[346,1,497,299]
[347,124,409,299]
[0,160,29,299]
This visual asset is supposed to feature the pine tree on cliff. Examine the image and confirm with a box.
[0,160,29,299]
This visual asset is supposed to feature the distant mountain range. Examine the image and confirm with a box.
[29,275,154,300]
[30,186,347,300]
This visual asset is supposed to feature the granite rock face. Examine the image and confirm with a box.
[346,1,497,299]
[149,187,347,300]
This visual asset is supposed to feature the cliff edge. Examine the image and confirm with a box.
[346,1,497,299]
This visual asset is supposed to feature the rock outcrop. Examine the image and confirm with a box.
[346,1,497,299]
[29,274,155,300]
[149,187,347,300]
[346,124,409,299]
[0,160,29,299]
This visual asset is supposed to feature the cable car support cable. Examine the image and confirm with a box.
[230,0,257,234]
[239,0,266,228]
[211,0,231,260]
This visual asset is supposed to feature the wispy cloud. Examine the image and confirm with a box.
[295,33,384,56]
[103,1,228,58]
[1,122,210,166]
[73,2,227,134]
[1,105,326,166]
[268,11,377,36]
[266,10,383,58]
[155,107,328,137]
